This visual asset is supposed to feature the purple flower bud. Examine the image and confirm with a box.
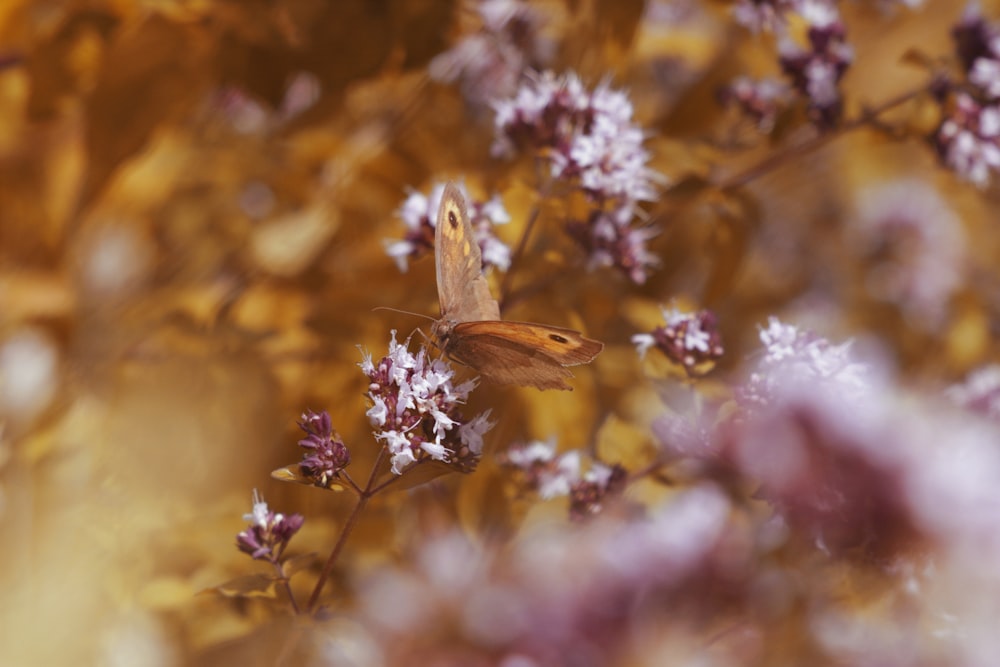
[632,305,725,376]
[953,6,999,74]
[569,462,627,520]
[235,491,304,563]
[295,410,351,488]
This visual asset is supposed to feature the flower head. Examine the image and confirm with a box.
[777,14,853,127]
[850,179,966,329]
[502,439,580,499]
[502,439,626,518]
[568,462,628,520]
[947,365,1000,420]
[953,6,1000,85]
[932,9,1000,186]
[719,376,923,557]
[566,205,659,284]
[362,332,494,475]
[493,71,659,205]
[632,305,724,376]
[935,93,1000,188]
[738,317,870,409]
[236,490,304,562]
[731,0,852,128]
[429,0,554,107]
[296,409,351,488]
[354,484,738,665]
[492,71,662,283]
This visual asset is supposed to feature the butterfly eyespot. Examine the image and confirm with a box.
[448,211,459,228]
[549,334,569,344]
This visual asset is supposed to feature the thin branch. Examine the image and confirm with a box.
[719,85,929,191]
[306,493,368,614]
[339,470,363,495]
[368,471,404,496]
[272,561,301,616]
[498,166,557,311]
[498,195,546,311]
[306,448,386,613]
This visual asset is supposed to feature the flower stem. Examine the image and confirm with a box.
[340,470,363,495]
[273,561,301,615]
[499,197,544,312]
[628,460,671,484]
[499,172,555,312]
[306,492,368,613]
[306,448,386,613]
[368,472,403,495]
[719,84,928,191]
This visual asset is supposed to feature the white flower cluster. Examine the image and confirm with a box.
[731,0,854,127]
[492,70,662,283]
[741,317,870,408]
[938,93,1000,188]
[493,71,659,206]
[428,0,554,107]
[503,439,618,502]
[947,364,1000,420]
[936,10,1000,187]
[361,332,494,475]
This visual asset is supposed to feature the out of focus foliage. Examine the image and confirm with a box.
[4,0,1000,666]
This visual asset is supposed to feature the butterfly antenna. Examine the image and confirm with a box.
[371,306,436,323]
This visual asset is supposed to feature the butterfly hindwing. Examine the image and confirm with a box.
[447,321,604,390]
[447,326,574,390]
[453,320,603,365]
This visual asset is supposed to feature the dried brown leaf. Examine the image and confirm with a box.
[205,573,278,599]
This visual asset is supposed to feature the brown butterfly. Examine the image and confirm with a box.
[430,183,603,391]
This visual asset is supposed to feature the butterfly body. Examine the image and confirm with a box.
[432,183,603,391]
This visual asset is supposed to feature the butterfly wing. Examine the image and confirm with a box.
[448,321,604,391]
[434,183,501,323]
[431,184,603,391]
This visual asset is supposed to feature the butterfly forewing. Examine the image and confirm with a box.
[435,183,501,323]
